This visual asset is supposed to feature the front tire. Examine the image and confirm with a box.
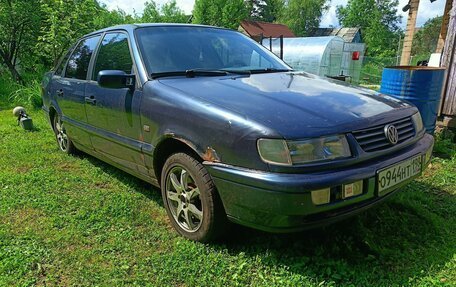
[53,113,76,154]
[161,153,227,242]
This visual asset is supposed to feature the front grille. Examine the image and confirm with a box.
[352,117,415,152]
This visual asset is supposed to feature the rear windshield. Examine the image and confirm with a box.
[135,26,289,75]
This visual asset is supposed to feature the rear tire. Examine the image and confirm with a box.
[53,113,76,154]
[161,152,228,242]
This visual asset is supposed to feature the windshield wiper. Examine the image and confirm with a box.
[151,69,246,79]
[150,68,289,79]
[247,68,292,74]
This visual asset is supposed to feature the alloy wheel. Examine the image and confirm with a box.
[165,166,203,232]
[54,116,69,152]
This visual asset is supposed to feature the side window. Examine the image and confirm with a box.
[65,36,100,80]
[92,33,133,80]
[55,47,73,76]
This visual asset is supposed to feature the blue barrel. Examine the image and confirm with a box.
[380,66,446,134]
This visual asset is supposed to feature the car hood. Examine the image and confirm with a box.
[158,72,414,139]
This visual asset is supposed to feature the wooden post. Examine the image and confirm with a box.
[436,0,453,53]
[441,5,456,116]
[400,0,420,66]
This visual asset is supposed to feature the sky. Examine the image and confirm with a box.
[99,0,447,28]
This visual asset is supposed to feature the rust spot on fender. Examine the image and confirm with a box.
[202,147,220,162]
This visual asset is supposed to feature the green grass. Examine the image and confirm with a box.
[0,75,42,111]
[0,108,455,287]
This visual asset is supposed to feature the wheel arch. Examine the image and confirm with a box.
[152,137,203,183]
[49,106,57,131]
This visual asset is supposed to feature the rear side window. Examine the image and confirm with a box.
[55,48,73,76]
[92,33,133,80]
[65,36,100,80]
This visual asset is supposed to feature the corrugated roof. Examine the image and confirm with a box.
[309,27,361,42]
[240,20,295,38]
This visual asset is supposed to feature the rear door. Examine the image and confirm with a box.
[85,32,145,173]
[53,35,101,148]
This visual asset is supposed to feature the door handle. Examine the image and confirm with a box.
[84,96,97,105]
[56,89,64,97]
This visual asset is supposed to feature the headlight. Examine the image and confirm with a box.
[257,139,292,165]
[288,135,351,164]
[411,112,424,132]
[257,135,351,166]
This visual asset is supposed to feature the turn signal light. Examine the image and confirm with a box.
[311,188,330,205]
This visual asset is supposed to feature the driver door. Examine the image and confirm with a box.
[85,32,145,173]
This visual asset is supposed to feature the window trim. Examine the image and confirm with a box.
[62,34,102,80]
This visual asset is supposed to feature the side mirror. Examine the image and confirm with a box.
[97,70,135,89]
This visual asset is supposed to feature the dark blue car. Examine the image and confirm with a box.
[41,24,434,242]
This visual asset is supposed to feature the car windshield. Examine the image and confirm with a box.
[135,26,291,77]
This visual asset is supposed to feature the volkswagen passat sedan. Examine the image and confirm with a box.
[41,24,434,242]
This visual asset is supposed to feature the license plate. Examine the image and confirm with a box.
[377,155,422,195]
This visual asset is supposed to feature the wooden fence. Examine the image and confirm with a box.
[441,5,456,117]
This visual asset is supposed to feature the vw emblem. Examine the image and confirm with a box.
[384,124,399,145]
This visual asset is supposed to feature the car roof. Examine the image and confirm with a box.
[84,23,231,38]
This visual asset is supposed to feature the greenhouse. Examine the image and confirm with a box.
[261,36,365,83]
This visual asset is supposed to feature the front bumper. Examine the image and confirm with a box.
[205,134,434,232]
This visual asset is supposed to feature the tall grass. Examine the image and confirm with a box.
[8,80,43,109]
[0,74,42,110]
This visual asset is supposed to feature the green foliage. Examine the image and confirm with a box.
[261,0,285,22]
[337,0,402,57]
[278,0,329,36]
[434,129,456,158]
[0,0,42,83]
[192,0,249,29]
[141,0,188,23]
[0,106,455,285]
[412,16,443,58]
[246,0,284,22]
[8,80,42,109]
[94,7,136,29]
[38,0,108,67]
[0,74,21,109]
[360,56,397,85]
[0,0,139,82]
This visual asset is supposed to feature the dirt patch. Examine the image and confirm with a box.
[94,181,112,189]
[0,206,49,235]
[57,162,80,172]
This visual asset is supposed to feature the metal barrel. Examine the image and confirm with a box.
[380,66,446,134]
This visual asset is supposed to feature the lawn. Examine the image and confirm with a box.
[0,105,455,286]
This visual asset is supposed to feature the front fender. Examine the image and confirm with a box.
[140,81,280,171]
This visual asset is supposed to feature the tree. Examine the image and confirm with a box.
[337,0,402,57]
[94,7,136,29]
[38,0,109,67]
[142,0,188,23]
[246,0,284,22]
[160,0,188,23]
[142,1,161,22]
[412,16,442,56]
[192,0,249,29]
[279,0,329,36]
[0,0,42,83]
[261,0,285,22]
[0,0,139,83]
[246,0,264,20]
